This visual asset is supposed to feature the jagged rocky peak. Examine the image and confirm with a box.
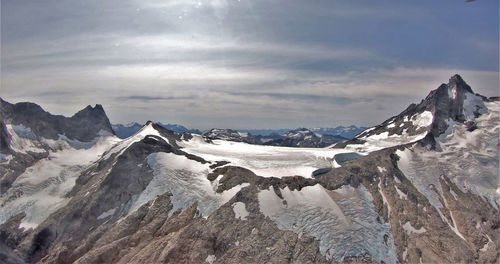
[131,121,192,147]
[72,104,106,119]
[422,74,487,137]
[0,98,115,142]
[339,74,489,151]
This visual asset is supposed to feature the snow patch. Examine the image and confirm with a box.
[348,127,428,153]
[403,222,426,234]
[6,124,46,154]
[97,207,117,220]
[448,86,457,99]
[450,189,458,200]
[393,176,401,184]
[402,249,408,261]
[411,111,433,128]
[0,153,13,164]
[232,202,249,220]
[463,92,487,120]
[205,254,216,264]
[480,235,492,252]
[237,132,248,137]
[378,180,391,216]
[395,185,408,200]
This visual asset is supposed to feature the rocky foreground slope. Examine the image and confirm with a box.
[0,75,498,263]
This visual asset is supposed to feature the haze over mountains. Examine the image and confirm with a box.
[112,122,366,148]
[0,75,498,263]
[112,122,366,140]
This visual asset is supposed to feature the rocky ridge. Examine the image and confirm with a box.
[0,75,498,263]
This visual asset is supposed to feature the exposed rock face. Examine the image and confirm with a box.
[0,75,498,264]
[203,128,346,148]
[0,99,117,194]
[337,74,488,151]
[1,98,115,142]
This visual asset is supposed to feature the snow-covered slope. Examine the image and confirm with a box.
[396,100,499,210]
[257,184,397,263]
[0,75,498,264]
[179,134,351,178]
[0,100,122,230]
[0,133,119,229]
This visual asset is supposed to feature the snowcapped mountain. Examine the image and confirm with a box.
[203,128,346,148]
[0,75,498,264]
[238,126,366,139]
[112,122,201,139]
[337,74,490,152]
[0,98,116,194]
[114,126,365,141]
[111,122,143,138]
[310,126,369,139]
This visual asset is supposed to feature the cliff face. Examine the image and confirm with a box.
[338,74,488,151]
[0,98,115,142]
[0,98,116,196]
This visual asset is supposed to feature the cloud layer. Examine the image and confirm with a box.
[1,0,498,129]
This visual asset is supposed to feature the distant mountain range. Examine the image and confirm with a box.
[203,128,347,148]
[237,125,367,139]
[113,123,367,140]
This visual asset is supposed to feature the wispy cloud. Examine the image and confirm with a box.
[117,95,197,101]
[227,92,371,105]
[1,0,498,129]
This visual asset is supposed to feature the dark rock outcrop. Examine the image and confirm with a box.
[0,98,115,142]
[338,74,487,148]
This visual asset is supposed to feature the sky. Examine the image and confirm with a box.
[1,0,498,130]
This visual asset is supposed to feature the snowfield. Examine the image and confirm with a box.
[125,152,250,218]
[178,135,353,178]
[0,134,120,229]
[345,111,433,153]
[258,184,397,263]
[2,99,496,262]
[397,101,500,209]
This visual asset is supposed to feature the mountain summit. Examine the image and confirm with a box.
[340,74,489,151]
[0,98,115,142]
